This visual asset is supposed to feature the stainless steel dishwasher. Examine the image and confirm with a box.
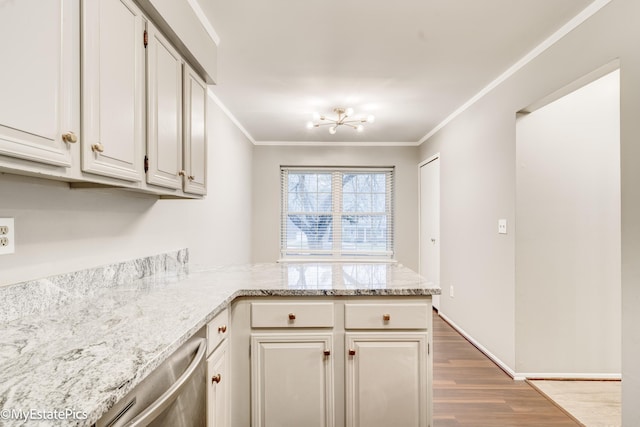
[97,335,207,427]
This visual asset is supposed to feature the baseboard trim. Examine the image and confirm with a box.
[437,311,517,379]
[437,311,622,382]
[523,373,622,381]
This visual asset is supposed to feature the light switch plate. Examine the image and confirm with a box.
[0,218,15,255]
[498,219,507,234]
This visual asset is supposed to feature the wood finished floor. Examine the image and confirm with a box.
[433,310,581,427]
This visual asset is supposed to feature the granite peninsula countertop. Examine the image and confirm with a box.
[0,262,439,426]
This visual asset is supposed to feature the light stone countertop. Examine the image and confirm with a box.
[0,262,439,426]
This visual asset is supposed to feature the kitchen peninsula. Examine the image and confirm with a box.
[0,252,439,427]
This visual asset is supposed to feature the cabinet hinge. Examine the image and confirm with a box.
[144,155,149,173]
[249,345,251,358]
[428,343,430,355]
[143,30,148,48]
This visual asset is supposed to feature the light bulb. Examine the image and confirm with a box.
[345,108,354,116]
[356,125,364,132]
[312,112,321,121]
[306,121,314,129]
[329,126,337,135]
[366,114,375,123]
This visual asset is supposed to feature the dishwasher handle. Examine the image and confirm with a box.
[125,338,207,427]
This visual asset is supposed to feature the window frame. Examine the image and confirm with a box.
[280,166,395,261]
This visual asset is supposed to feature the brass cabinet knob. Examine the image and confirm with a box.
[178,170,186,177]
[288,313,296,320]
[211,374,221,384]
[188,175,195,181]
[348,349,356,356]
[323,349,331,356]
[91,143,105,153]
[383,314,391,321]
[218,325,227,333]
[62,132,78,143]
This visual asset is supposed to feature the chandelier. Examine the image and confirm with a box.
[306,107,375,134]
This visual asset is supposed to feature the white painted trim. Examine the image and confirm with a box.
[438,311,518,379]
[440,311,622,381]
[278,258,398,264]
[417,153,441,306]
[418,153,440,168]
[254,140,419,147]
[185,0,220,45]
[523,373,622,381]
[418,0,613,144]
[207,88,256,144]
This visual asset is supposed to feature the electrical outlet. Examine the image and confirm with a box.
[0,218,15,255]
[450,285,455,298]
[498,219,507,234]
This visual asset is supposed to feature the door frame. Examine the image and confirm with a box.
[418,153,441,309]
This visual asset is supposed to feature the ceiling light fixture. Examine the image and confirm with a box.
[306,107,375,134]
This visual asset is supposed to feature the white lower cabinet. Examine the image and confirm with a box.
[232,297,433,427]
[251,334,335,427]
[207,308,231,427]
[207,340,229,427]
[345,333,428,427]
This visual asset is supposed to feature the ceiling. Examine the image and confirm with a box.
[199,0,595,145]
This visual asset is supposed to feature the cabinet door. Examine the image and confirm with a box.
[251,333,334,427]
[146,22,183,189]
[345,333,428,427]
[207,340,229,427]
[0,0,74,167]
[82,0,145,181]
[183,64,208,195]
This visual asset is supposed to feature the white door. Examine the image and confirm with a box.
[146,22,183,189]
[0,0,74,167]
[251,333,334,427]
[183,64,208,195]
[345,333,428,427]
[420,156,440,309]
[207,340,229,427]
[81,0,145,182]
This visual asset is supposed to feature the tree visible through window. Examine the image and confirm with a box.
[281,168,394,259]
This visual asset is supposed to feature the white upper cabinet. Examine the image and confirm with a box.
[183,64,208,195]
[146,22,183,189]
[0,0,74,167]
[81,0,145,182]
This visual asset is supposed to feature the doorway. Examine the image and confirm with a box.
[419,155,440,310]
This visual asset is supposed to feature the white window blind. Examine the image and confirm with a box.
[281,167,395,259]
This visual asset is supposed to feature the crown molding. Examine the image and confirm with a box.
[207,89,256,144]
[186,0,220,45]
[418,0,612,145]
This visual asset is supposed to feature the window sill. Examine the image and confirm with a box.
[277,258,398,264]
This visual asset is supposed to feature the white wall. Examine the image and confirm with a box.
[515,70,621,375]
[419,0,640,423]
[251,145,420,270]
[0,96,253,286]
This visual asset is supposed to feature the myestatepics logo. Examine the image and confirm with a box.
[0,408,88,421]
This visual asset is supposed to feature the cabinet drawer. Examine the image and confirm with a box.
[344,303,429,329]
[251,303,334,328]
[207,308,229,353]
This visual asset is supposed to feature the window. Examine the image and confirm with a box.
[281,167,394,260]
